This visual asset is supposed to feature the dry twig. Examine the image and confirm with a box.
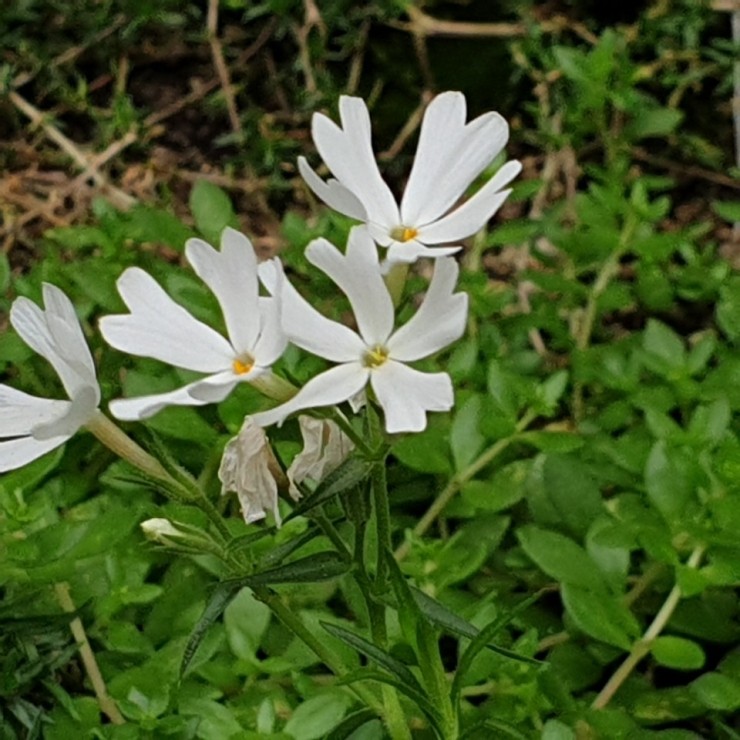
[207,0,241,133]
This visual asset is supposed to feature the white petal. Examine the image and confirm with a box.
[419,160,522,244]
[176,371,243,403]
[370,361,453,433]
[388,257,468,361]
[185,228,261,354]
[276,262,366,362]
[306,229,393,346]
[10,296,55,364]
[10,289,97,401]
[367,222,393,247]
[384,240,461,266]
[108,374,238,421]
[251,363,368,427]
[252,296,288,367]
[298,157,368,221]
[100,268,234,373]
[0,385,69,437]
[32,386,98,440]
[312,98,399,227]
[401,94,510,226]
[41,284,98,393]
[400,92,467,225]
[0,435,69,473]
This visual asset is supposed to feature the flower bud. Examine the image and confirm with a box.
[140,518,186,545]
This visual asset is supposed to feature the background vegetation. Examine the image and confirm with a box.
[1,0,739,738]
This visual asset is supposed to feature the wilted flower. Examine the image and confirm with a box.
[287,416,354,499]
[299,91,521,264]
[219,417,291,525]
[100,228,287,420]
[253,226,467,433]
[0,284,100,472]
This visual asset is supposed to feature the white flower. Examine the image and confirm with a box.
[0,284,100,472]
[253,226,467,433]
[219,417,289,524]
[287,416,354,499]
[298,91,522,265]
[100,228,287,421]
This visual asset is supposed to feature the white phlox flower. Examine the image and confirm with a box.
[0,284,100,472]
[219,417,289,525]
[100,228,287,421]
[298,91,522,265]
[253,226,468,434]
[287,416,354,499]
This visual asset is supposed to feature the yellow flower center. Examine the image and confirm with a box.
[363,345,389,369]
[390,226,419,243]
[232,355,255,375]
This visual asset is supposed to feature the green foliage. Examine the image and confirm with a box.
[1,1,738,738]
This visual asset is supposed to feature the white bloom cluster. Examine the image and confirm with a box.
[1,91,518,523]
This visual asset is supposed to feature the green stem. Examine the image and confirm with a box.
[395,410,537,560]
[591,545,706,709]
[418,623,457,737]
[250,371,298,403]
[384,262,410,307]
[314,514,352,561]
[253,586,383,714]
[572,215,638,420]
[195,491,233,543]
[371,460,392,589]
[86,412,234,544]
[361,426,411,739]
[85,411,172,482]
[328,408,374,457]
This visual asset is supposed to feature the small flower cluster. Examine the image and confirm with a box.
[1,92,518,521]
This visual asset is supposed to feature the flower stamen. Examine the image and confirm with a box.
[233,355,255,375]
[390,226,419,243]
[363,345,389,369]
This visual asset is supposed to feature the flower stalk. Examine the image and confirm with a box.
[591,545,706,709]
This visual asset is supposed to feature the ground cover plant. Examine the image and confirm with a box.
[1,1,739,738]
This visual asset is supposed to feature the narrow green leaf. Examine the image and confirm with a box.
[383,549,423,648]
[181,582,239,676]
[325,709,378,740]
[410,587,540,666]
[286,456,374,521]
[320,621,424,696]
[337,668,443,734]
[451,592,543,701]
[226,552,349,589]
[257,526,322,569]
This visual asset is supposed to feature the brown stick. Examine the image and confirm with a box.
[55,583,125,725]
[207,0,241,133]
[8,90,135,210]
